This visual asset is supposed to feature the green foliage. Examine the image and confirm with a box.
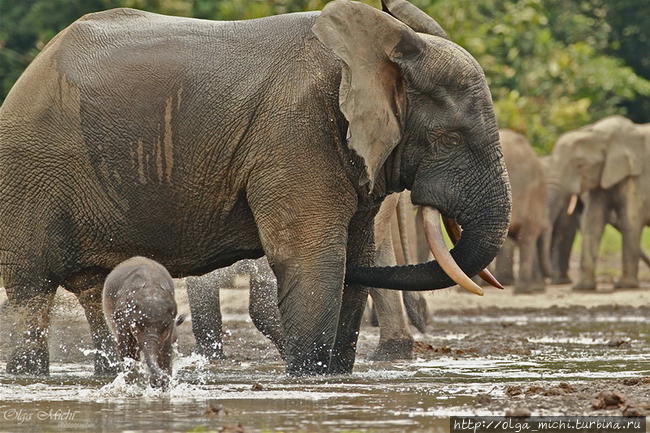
[424,0,650,153]
[0,0,648,153]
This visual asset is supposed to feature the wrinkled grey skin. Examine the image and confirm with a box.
[188,194,429,362]
[493,130,550,293]
[103,257,181,388]
[546,116,650,290]
[0,0,510,376]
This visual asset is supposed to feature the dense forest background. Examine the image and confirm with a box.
[0,0,648,153]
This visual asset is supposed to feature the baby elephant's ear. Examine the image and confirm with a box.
[175,314,187,327]
[313,0,424,191]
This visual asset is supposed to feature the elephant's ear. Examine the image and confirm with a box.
[381,0,448,39]
[313,0,424,190]
[600,123,646,189]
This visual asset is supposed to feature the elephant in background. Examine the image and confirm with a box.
[493,130,550,293]
[187,192,431,362]
[0,0,510,376]
[540,179,650,286]
[546,116,650,290]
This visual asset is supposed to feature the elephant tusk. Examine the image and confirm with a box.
[422,207,484,296]
[567,194,578,215]
[442,217,504,290]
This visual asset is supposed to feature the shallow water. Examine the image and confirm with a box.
[0,307,648,433]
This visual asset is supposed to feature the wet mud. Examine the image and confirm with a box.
[0,270,648,432]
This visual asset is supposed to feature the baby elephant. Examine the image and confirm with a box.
[103,256,183,388]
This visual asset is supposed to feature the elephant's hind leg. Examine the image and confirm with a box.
[69,280,118,376]
[4,273,57,375]
[186,271,226,360]
[615,213,643,289]
[246,259,285,359]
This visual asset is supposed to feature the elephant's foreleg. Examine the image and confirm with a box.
[186,272,225,360]
[73,284,119,376]
[515,227,545,293]
[368,289,413,361]
[551,209,580,284]
[4,276,57,375]
[271,248,346,375]
[615,204,643,289]
[575,192,608,290]
[330,213,376,375]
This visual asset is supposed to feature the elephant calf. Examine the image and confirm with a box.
[103,257,184,388]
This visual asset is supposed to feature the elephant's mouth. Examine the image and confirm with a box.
[421,206,504,296]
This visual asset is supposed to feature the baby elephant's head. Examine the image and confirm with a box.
[129,296,184,389]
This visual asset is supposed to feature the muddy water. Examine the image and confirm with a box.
[0,289,649,433]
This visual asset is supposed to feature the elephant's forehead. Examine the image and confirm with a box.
[416,33,484,83]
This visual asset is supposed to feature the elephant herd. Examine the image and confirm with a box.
[497,116,650,294]
[0,0,646,382]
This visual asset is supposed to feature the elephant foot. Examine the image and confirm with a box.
[551,275,572,285]
[513,281,545,294]
[94,353,119,376]
[367,338,413,361]
[284,345,333,376]
[614,278,639,289]
[149,373,171,390]
[572,280,597,291]
[7,346,49,376]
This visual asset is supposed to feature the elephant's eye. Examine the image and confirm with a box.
[426,128,462,151]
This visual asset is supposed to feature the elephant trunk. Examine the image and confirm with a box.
[142,338,169,389]
[346,135,511,292]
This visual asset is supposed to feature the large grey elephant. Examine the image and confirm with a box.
[493,130,550,293]
[0,0,511,376]
[546,116,650,290]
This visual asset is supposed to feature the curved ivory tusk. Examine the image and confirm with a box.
[567,194,578,215]
[422,207,484,296]
[442,217,504,289]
